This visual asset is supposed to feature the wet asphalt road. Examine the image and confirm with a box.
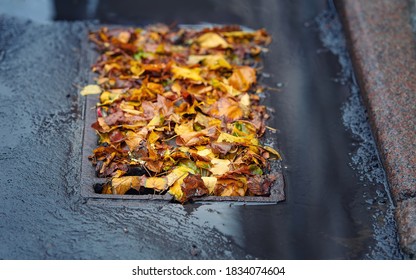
[0,0,406,259]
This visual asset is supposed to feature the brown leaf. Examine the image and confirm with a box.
[247,175,276,196]
[145,160,163,173]
[181,174,209,201]
[104,110,125,126]
[210,142,233,155]
[109,129,124,143]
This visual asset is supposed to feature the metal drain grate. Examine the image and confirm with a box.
[80,94,285,203]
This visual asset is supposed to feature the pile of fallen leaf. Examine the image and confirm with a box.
[82,24,281,203]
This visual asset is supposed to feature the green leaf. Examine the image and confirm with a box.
[249,164,263,175]
[178,159,199,174]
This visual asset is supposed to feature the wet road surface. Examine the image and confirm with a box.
[0,0,406,259]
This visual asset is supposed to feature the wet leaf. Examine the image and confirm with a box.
[214,177,247,196]
[166,166,191,186]
[228,66,256,91]
[262,145,281,159]
[217,132,258,146]
[209,158,231,176]
[247,175,275,196]
[100,90,123,105]
[168,173,188,202]
[118,31,131,44]
[249,164,263,175]
[80,84,102,96]
[171,65,203,82]
[144,177,167,191]
[201,177,217,193]
[87,24,280,202]
[188,55,231,70]
[181,174,208,200]
[124,131,145,150]
[111,176,142,194]
[210,141,233,155]
[208,97,243,122]
[196,32,230,49]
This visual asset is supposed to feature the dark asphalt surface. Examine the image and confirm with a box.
[0,0,406,259]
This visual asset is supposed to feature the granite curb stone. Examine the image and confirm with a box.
[396,198,416,256]
[336,0,416,256]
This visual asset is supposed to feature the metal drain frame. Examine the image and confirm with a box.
[79,31,285,203]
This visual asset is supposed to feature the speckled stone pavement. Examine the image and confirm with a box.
[337,0,416,256]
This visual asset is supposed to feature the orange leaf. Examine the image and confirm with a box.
[208,97,243,122]
[228,66,256,91]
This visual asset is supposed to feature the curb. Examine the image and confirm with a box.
[336,0,416,257]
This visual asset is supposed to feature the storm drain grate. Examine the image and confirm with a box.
[81,94,285,203]
[79,25,285,204]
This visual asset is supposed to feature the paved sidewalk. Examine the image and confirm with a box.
[337,0,416,256]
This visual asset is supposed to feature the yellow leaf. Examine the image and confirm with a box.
[239,94,251,117]
[171,65,203,82]
[97,132,111,145]
[99,90,122,105]
[120,102,142,115]
[196,32,230,49]
[171,81,182,94]
[174,121,194,136]
[130,61,144,76]
[97,117,111,132]
[168,173,189,202]
[147,113,162,127]
[209,158,231,175]
[80,84,102,96]
[188,55,231,70]
[221,82,242,96]
[124,131,144,150]
[118,31,131,43]
[165,166,191,186]
[196,148,214,159]
[112,170,125,178]
[211,80,241,96]
[263,146,281,159]
[111,176,141,194]
[144,177,168,191]
[104,63,121,73]
[148,130,160,144]
[239,93,250,107]
[215,177,247,197]
[194,112,210,128]
[222,31,255,38]
[201,177,217,194]
[217,132,259,146]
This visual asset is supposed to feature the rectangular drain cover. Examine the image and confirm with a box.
[80,25,285,204]
[81,94,285,203]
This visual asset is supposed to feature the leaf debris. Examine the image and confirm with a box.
[85,24,281,203]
